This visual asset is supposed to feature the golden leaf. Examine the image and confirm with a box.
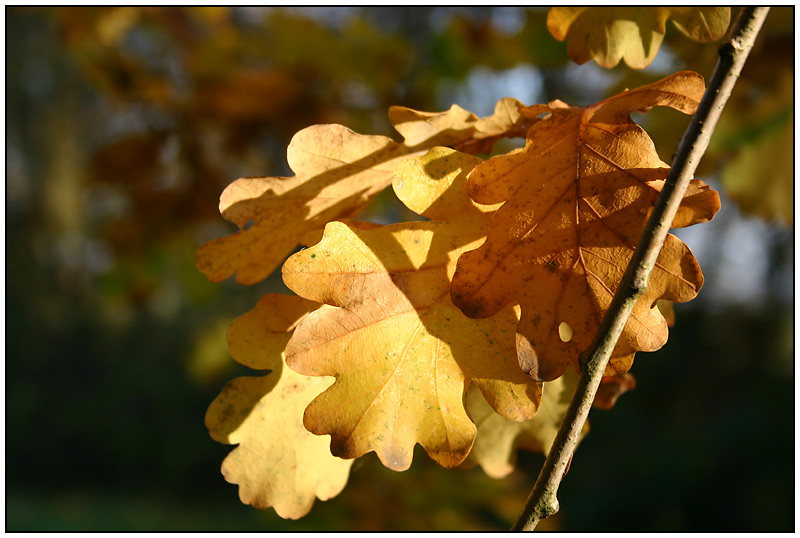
[282,148,542,471]
[196,125,407,285]
[207,367,352,519]
[205,294,352,519]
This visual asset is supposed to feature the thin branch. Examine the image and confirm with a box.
[511,7,771,532]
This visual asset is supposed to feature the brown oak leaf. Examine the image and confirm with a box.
[450,72,720,382]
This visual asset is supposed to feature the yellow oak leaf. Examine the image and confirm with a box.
[547,7,731,69]
[207,368,353,519]
[465,365,583,479]
[196,125,407,285]
[197,99,532,285]
[205,293,353,519]
[282,147,542,472]
[450,72,720,382]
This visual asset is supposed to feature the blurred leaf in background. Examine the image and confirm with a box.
[6,6,793,532]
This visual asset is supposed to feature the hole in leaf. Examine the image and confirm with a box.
[558,322,573,343]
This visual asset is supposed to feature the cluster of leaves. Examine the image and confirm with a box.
[202,65,720,518]
[8,5,792,532]
[27,4,786,323]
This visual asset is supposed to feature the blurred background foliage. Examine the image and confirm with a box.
[6,6,794,532]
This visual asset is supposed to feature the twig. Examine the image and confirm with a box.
[511,7,771,532]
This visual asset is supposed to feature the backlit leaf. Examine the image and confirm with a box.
[282,147,542,471]
[197,99,532,285]
[205,294,353,519]
[451,72,720,382]
[207,367,352,519]
[196,125,408,285]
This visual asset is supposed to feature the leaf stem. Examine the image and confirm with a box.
[511,7,770,532]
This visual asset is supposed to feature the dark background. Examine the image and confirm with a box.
[6,6,794,531]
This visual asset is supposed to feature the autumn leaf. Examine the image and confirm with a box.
[207,369,353,519]
[547,7,731,69]
[465,366,582,479]
[450,72,721,382]
[282,147,542,472]
[197,99,532,285]
[205,293,354,519]
[195,125,408,285]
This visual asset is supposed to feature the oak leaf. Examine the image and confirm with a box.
[205,294,353,519]
[465,366,582,479]
[197,99,531,285]
[450,72,721,382]
[547,7,731,69]
[282,147,542,472]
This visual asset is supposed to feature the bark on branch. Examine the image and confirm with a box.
[511,7,771,532]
